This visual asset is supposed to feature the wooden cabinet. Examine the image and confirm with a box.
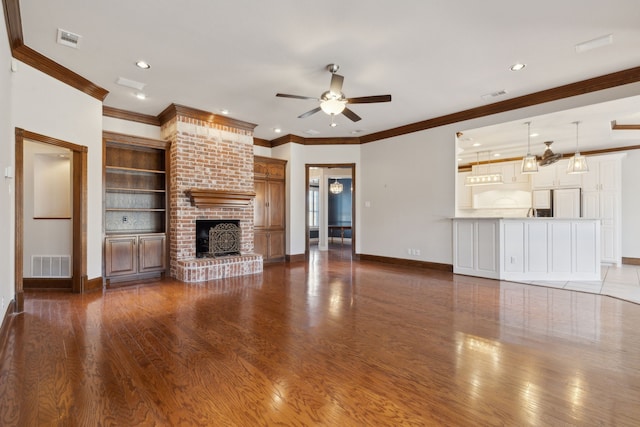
[254,156,286,262]
[581,154,625,265]
[103,133,169,283]
[105,234,166,279]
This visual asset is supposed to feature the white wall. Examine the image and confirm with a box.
[0,11,15,311]
[273,143,361,256]
[12,62,103,279]
[361,129,456,264]
[622,149,640,258]
[358,83,640,266]
[22,141,73,277]
[102,116,162,140]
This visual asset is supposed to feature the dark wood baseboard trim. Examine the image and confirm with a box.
[0,299,16,361]
[23,278,72,290]
[622,257,640,266]
[286,254,306,263]
[84,276,103,292]
[358,254,453,272]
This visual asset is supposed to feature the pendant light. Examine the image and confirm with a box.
[464,152,504,186]
[329,179,343,194]
[521,121,538,174]
[567,121,589,174]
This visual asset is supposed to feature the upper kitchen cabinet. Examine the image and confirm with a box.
[531,159,582,189]
[500,161,530,185]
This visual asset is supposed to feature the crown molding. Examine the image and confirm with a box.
[158,104,257,132]
[103,106,161,126]
[2,0,22,50]
[253,137,272,147]
[611,120,640,131]
[3,0,108,101]
[360,66,640,144]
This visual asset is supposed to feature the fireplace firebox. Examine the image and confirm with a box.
[195,219,241,258]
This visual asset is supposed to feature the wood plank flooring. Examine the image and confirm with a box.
[1,246,640,425]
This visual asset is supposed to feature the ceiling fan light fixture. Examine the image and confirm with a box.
[320,98,347,115]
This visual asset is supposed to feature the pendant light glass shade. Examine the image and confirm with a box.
[521,121,538,174]
[329,179,343,194]
[567,121,589,174]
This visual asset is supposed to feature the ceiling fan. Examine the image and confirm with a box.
[276,64,391,124]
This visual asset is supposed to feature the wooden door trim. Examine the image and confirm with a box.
[14,128,88,312]
[305,163,356,259]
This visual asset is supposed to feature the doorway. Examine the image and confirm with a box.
[14,129,88,312]
[305,164,355,259]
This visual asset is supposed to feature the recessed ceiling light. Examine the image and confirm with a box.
[135,92,146,100]
[273,128,282,133]
[510,63,526,71]
[530,132,539,137]
[330,122,337,128]
[472,142,481,147]
[220,109,230,115]
[493,153,501,157]
[135,60,151,69]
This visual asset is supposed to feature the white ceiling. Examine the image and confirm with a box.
[18,0,640,148]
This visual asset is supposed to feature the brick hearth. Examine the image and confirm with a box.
[159,104,262,282]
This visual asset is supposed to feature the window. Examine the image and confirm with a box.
[308,184,319,227]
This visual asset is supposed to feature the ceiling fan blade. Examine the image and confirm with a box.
[276,93,318,100]
[329,74,344,95]
[347,95,392,104]
[298,106,322,119]
[342,107,362,122]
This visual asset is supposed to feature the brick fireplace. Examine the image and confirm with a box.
[159,104,263,282]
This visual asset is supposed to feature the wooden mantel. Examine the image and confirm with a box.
[185,189,256,208]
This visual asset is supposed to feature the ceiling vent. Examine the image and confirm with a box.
[481,90,508,101]
[56,28,81,48]
[116,77,146,91]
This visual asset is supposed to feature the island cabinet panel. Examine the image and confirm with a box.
[526,222,548,273]
[453,218,600,282]
[452,219,500,279]
[549,222,572,273]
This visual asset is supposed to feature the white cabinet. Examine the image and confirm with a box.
[453,218,601,281]
[531,159,582,189]
[581,154,625,265]
[501,161,530,184]
[453,219,501,279]
[457,171,473,209]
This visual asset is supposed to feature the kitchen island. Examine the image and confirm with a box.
[453,217,601,281]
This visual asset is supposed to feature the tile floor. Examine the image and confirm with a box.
[518,264,640,304]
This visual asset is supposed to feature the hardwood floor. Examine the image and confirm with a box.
[1,245,640,425]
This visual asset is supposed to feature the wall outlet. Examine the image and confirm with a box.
[122,215,128,223]
[416,249,421,256]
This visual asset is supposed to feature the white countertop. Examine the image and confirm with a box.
[452,217,600,221]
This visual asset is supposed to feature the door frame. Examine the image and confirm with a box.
[14,128,88,312]
[305,163,356,258]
